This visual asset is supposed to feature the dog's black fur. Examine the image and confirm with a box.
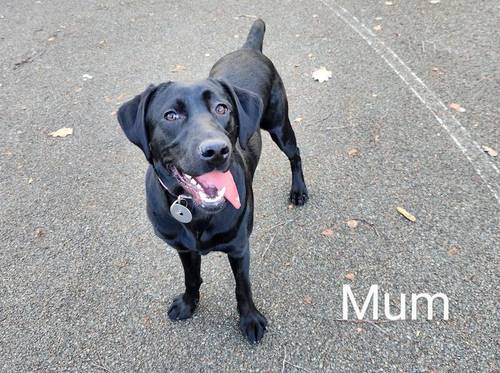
[117,20,308,343]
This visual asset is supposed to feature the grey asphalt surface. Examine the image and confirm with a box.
[1,0,498,372]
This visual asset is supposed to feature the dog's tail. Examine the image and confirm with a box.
[242,19,266,52]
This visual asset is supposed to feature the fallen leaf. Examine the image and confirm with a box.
[49,127,73,138]
[347,219,359,229]
[312,66,332,83]
[396,207,416,222]
[321,228,334,236]
[303,295,313,305]
[373,24,383,31]
[34,228,45,238]
[482,145,498,157]
[116,93,128,101]
[447,246,460,256]
[170,64,186,72]
[82,74,93,81]
[345,272,355,280]
[348,148,359,157]
[449,103,466,112]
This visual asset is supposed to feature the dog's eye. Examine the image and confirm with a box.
[164,111,180,121]
[215,104,228,115]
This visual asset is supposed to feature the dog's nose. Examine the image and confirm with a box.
[199,139,231,164]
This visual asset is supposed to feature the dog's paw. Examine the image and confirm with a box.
[289,185,309,206]
[239,309,268,344]
[168,294,198,321]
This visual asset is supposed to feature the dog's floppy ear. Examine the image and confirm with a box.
[217,79,263,149]
[117,84,157,162]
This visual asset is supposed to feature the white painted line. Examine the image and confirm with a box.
[317,0,499,201]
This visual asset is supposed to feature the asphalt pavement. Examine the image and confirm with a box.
[1,0,498,371]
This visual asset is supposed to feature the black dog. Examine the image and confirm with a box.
[117,19,308,343]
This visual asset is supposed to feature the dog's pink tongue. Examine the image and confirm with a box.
[196,170,241,209]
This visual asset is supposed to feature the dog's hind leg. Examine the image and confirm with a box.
[262,80,308,205]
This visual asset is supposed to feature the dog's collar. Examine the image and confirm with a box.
[152,162,177,196]
[152,163,194,223]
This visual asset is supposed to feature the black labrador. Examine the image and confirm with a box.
[117,19,308,343]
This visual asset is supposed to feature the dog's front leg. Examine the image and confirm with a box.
[168,251,202,320]
[228,250,267,343]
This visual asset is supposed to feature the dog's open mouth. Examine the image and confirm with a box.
[171,166,241,210]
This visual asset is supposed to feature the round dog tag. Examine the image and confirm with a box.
[170,198,192,223]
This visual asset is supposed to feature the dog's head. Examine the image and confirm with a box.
[117,79,263,211]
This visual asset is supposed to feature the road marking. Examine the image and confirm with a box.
[317,0,499,201]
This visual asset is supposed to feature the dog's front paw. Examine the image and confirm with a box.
[289,184,309,206]
[239,309,268,343]
[168,294,199,321]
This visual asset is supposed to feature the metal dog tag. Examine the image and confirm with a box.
[170,196,192,223]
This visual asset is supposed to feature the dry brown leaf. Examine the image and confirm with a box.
[170,64,186,72]
[321,228,334,236]
[347,219,359,229]
[34,228,45,238]
[345,272,355,280]
[482,145,498,157]
[49,127,73,138]
[116,93,128,101]
[397,207,416,222]
[303,295,313,305]
[312,66,332,83]
[448,246,460,256]
[348,148,359,157]
[449,103,466,112]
